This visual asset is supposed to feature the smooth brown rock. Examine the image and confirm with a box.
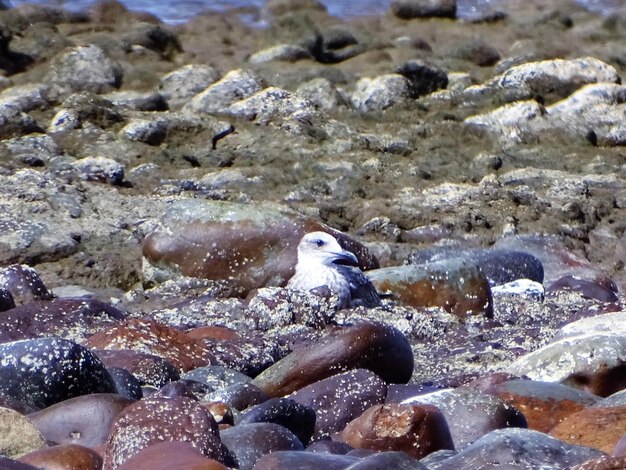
[0,407,45,459]
[28,393,135,448]
[339,403,454,459]
[94,349,180,388]
[19,444,102,470]
[103,396,230,470]
[550,405,626,453]
[84,319,212,372]
[253,322,413,397]
[142,200,378,292]
[367,259,492,317]
[116,441,228,470]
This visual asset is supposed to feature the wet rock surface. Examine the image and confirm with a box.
[0,0,625,468]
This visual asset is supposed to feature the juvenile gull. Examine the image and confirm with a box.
[287,231,381,309]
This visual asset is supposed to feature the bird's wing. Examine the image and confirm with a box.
[336,265,381,308]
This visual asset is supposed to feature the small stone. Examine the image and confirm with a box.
[0,264,52,304]
[95,349,180,388]
[390,0,457,19]
[350,74,410,112]
[120,118,168,146]
[394,60,448,98]
[0,407,45,459]
[248,44,312,64]
[115,441,228,470]
[71,156,125,185]
[159,64,221,107]
[18,444,103,470]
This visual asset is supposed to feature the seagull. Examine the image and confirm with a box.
[287,231,381,309]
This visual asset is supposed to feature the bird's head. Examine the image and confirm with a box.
[296,231,359,267]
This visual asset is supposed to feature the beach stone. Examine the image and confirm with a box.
[107,367,143,400]
[205,382,268,411]
[0,458,38,470]
[406,248,544,286]
[184,69,265,115]
[491,279,545,301]
[506,334,626,397]
[0,103,39,139]
[19,443,103,470]
[182,365,252,390]
[253,322,413,397]
[550,405,626,453]
[367,259,492,317]
[47,92,124,134]
[0,287,14,311]
[0,298,126,343]
[116,441,228,470]
[95,349,180,388]
[265,0,327,17]
[390,0,457,19]
[556,311,626,340]
[264,12,322,58]
[253,450,357,469]
[220,423,304,469]
[464,100,544,144]
[120,118,168,146]
[572,455,626,470]
[401,388,526,448]
[142,199,378,292]
[84,319,211,372]
[103,396,231,469]
[249,44,312,64]
[159,64,220,107]
[479,379,599,432]
[548,275,619,303]
[430,428,603,469]
[0,84,49,113]
[71,156,125,185]
[306,440,353,454]
[28,393,134,448]
[394,60,448,99]
[225,86,316,124]
[345,451,428,469]
[0,133,62,166]
[339,403,453,459]
[120,22,181,57]
[288,369,388,441]
[46,44,122,94]
[239,398,316,445]
[0,337,116,409]
[0,407,45,458]
[449,38,500,66]
[296,77,344,110]
[102,90,167,111]
[350,74,410,112]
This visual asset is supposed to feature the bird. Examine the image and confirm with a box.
[287,231,381,309]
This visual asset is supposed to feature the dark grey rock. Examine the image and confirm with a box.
[240,398,316,445]
[390,0,457,19]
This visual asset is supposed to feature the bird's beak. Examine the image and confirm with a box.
[333,249,359,267]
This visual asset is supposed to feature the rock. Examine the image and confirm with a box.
[0,134,62,166]
[84,319,211,372]
[264,0,327,17]
[491,279,545,301]
[550,405,626,453]
[428,428,603,469]
[0,101,40,139]
[103,396,231,469]
[0,337,116,409]
[350,74,410,112]
[115,441,228,470]
[0,264,52,304]
[0,457,39,470]
[253,450,357,469]
[478,378,599,432]
[120,22,181,58]
[18,444,103,470]
[506,334,626,397]
[120,118,168,146]
[556,311,626,340]
[103,90,168,111]
[239,398,316,445]
[366,259,492,317]
[248,44,312,64]
[449,39,500,66]
[406,248,545,287]
[205,382,268,411]
[0,298,126,343]
[390,0,457,19]
[339,403,453,459]
[0,288,14,312]
[348,451,429,468]
[224,86,316,125]
[141,199,378,292]
[184,69,265,115]
[572,455,626,470]
[0,407,45,458]
[394,60,448,99]
[464,100,545,144]
[46,44,123,95]
[71,156,125,185]
[289,369,388,441]
[220,423,304,469]
[107,367,144,400]
[296,78,344,110]
[548,275,619,303]
[94,349,180,388]
[0,84,49,113]
[182,365,252,390]
[264,12,323,58]
[28,393,135,448]
[253,322,413,397]
[159,64,221,107]
[401,388,526,448]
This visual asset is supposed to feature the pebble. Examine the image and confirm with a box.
[94,349,180,388]
[115,440,228,470]
[18,444,103,470]
[0,407,45,459]
[350,74,410,112]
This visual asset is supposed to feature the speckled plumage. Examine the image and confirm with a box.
[287,232,381,309]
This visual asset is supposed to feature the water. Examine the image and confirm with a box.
[5,0,625,25]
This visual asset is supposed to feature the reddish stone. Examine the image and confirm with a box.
[550,405,626,453]
[116,441,228,470]
[19,444,102,470]
[339,403,454,459]
[186,326,240,341]
[94,349,180,387]
[367,259,492,317]
[253,322,413,397]
[84,319,212,371]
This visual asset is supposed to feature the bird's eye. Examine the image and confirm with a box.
[315,239,325,247]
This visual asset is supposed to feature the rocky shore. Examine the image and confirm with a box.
[0,0,625,468]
